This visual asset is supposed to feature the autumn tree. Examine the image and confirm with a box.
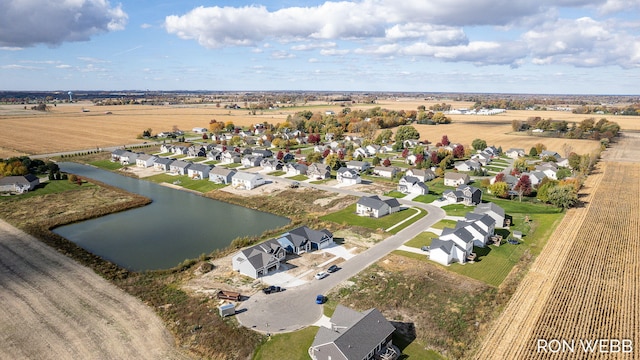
[453,144,465,159]
[489,181,510,198]
[394,125,420,147]
[513,174,532,201]
[440,135,450,146]
[547,184,578,208]
[382,158,391,167]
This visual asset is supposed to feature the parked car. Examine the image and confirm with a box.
[315,271,328,280]
[262,285,282,294]
[316,295,327,304]
[289,181,299,188]
[421,246,430,252]
[327,265,339,273]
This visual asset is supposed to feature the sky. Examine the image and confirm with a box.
[1,0,639,94]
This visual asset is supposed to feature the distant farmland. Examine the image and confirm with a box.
[1,100,638,158]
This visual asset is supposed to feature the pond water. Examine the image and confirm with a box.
[54,163,289,271]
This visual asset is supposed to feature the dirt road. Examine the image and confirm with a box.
[0,219,190,360]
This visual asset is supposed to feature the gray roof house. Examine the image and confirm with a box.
[372,166,400,179]
[336,167,361,185]
[0,174,40,194]
[405,168,436,182]
[356,195,401,218]
[231,171,265,190]
[187,163,212,179]
[260,158,284,172]
[443,185,482,206]
[135,154,157,167]
[232,239,286,279]
[472,202,506,227]
[153,157,174,171]
[398,176,429,195]
[285,162,308,176]
[444,172,470,187]
[169,160,192,175]
[241,155,263,168]
[310,305,398,360]
[118,151,139,165]
[276,226,334,253]
[346,160,371,173]
[209,167,236,184]
[111,148,126,162]
[307,163,331,180]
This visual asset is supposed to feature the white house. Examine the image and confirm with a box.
[232,239,286,279]
[406,168,436,182]
[231,171,265,190]
[505,148,525,159]
[398,176,428,195]
[285,163,308,176]
[135,154,157,167]
[372,166,399,179]
[169,160,192,175]
[336,167,361,185]
[356,195,401,218]
[209,167,236,184]
[0,174,40,194]
[187,164,211,179]
[444,172,470,187]
[307,163,331,180]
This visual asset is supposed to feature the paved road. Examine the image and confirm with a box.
[236,178,445,333]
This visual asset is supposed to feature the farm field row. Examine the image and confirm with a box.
[2,101,639,158]
[475,133,640,359]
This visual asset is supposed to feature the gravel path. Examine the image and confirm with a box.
[0,219,190,360]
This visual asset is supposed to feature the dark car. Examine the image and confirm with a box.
[327,265,339,273]
[262,285,282,294]
[315,295,327,304]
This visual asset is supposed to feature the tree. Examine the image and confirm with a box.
[495,172,505,182]
[372,156,381,166]
[209,120,224,134]
[513,158,528,172]
[306,152,323,164]
[276,151,284,160]
[394,125,420,145]
[529,147,538,157]
[374,129,393,144]
[382,158,391,167]
[489,181,510,198]
[225,121,235,132]
[534,143,547,154]
[440,135,450,146]
[513,174,532,202]
[325,154,344,170]
[471,138,487,151]
[536,179,558,203]
[401,148,409,158]
[453,144,464,159]
[202,133,209,140]
[547,184,578,209]
[322,148,331,158]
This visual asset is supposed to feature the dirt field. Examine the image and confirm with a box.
[0,218,190,360]
[1,100,638,158]
[474,132,640,359]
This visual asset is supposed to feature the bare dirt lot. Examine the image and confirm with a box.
[0,218,190,360]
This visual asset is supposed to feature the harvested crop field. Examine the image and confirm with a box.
[0,218,190,360]
[475,132,640,359]
[2,100,639,158]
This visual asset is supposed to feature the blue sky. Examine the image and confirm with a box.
[1,0,639,94]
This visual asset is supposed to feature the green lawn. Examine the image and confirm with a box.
[387,208,427,234]
[144,174,227,193]
[268,170,286,176]
[412,192,442,204]
[89,160,123,170]
[430,219,457,230]
[252,326,317,360]
[440,203,475,216]
[203,160,218,165]
[0,179,95,201]
[171,154,187,159]
[321,204,424,232]
[404,232,439,248]
[190,157,207,162]
[223,163,242,168]
[287,174,308,181]
[383,190,406,198]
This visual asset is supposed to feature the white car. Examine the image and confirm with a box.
[315,272,328,280]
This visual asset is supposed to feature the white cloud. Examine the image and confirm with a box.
[1,46,24,51]
[163,0,640,69]
[56,64,72,69]
[271,50,295,59]
[0,0,128,47]
[140,23,153,29]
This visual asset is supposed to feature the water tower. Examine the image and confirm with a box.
[68,91,73,102]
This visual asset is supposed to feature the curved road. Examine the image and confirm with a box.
[236,177,445,333]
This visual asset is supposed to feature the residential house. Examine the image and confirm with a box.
[221,151,241,165]
[187,145,207,158]
[353,147,368,159]
[0,174,40,193]
[206,150,222,161]
[452,213,495,247]
[153,157,174,171]
[309,305,398,360]
[241,155,263,168]
[187,164,211,179]
[307,163,331,180]
[252,149,273,158]
[471,152,492,166]
[231,239,286,278]
[525,171,547,186]
[483,146,500,157]
[443,185,482,205]
[372,166,400,179]
[444,172,470,187]
[282,153,295,162]
[406,168,436,182]
[135,154,157,167]
[170,160,192,175]
[346,160,370,173]
[454,160,482,172]
[365,144,381,156]
[277,226,334,252]
[398,176,429,195]
[403,139,420,148]
[171,145,189,155]
[119,151,138,165]
[209,167,236,184]
[192,127,207,133]
[110,148,126,162]
[505,148,525,159]
[261,158,284,172]
[435,227,475,264]
[356,195,401,218]
[336,167,361,185]
[472,202,506,228]
[159,144,173,153]
[231,171,265,190]
[540,150,561,160]
[285,163,308,176]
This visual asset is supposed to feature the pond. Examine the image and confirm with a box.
[54,163,289,271]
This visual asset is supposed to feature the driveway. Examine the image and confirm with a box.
[235,195,445,333]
